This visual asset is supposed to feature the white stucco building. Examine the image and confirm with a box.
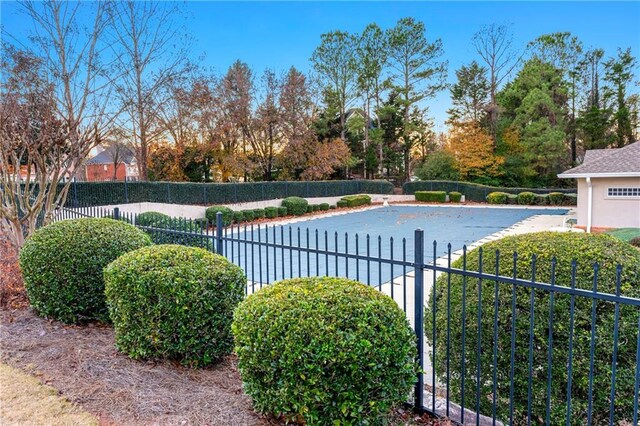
[558,141,640,232]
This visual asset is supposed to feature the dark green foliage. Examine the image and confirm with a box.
[242,210,255,221]
[548,192,566,205]
[205,205,234,226]
[136,211,170,226]
[264,207,278,219]
[404,180,575,202]
[253,209,266,219]
[281,197,309,216]
[312,204,321,212]
[486,191,509,204]
[62,180,394,207]
[319,203,330,211]
[448,191,462,202]
[232,277,417,425]
[630,237,640,247]
[534,194,549,205]
[232,211,245,223]
[414,151,460,181]
[276,206,288,216]
[339,194,372,207]
[426,232,640,425]
[329,205,337,209]
[19,218,152,324]
[104,245,246,367]
[415,191,446,202]
[336,200,349,208]
[517,191,537,205]
[507,194,519,204]
[306,205,314,213]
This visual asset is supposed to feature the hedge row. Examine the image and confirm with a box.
[486,191,577,206]
[403,180,575,202]
[415,191,446,202]
[61,180,394,207]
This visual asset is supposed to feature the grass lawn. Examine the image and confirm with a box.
[0,363,97,425]
[605,228,640,242]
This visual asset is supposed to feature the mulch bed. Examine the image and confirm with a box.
[0,235,28,309]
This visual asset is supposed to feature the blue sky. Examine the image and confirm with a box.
[2,1,639,131]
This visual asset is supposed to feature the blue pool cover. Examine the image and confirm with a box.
[223,205,569,286]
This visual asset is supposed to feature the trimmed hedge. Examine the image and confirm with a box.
[241,210,255,221]
[319,203,330,211]
[517,191,536,205]
[232,277,417,424]
[205,205,233,226]
[486,191,510,204]
[306,205,314,213]
[448,191,462,202]
[336,200,349,208]
[415,191,446,203]
[425,232,640,425]
[264,207,278,219]
[61,180,394,207]
[339,194,372,207]
[19,218,152,324]
[404,180,575,203]
[277,206,287,216]
[281,197,308,216]
[136,211,170,226]
[253,208,266,219]
[104,245,246,367]
[232,211,245,223]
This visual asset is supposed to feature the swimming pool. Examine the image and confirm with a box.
[224,205,569,286]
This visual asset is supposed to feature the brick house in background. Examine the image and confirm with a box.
[558,141,640,232]
[82,145,138,182]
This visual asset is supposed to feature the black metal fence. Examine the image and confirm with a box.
[52,206,640,425]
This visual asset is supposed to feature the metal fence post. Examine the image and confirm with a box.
[124,179,129,203]
[113,207,120,221]
[216,212,223,255]
[414,228,425,409]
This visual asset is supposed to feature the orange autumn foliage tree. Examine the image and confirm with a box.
[446,121,504,183]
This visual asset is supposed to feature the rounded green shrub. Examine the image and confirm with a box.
[264,207,278,219]
[517,191,536,205]
[242,210,255,221]
[319,203,330,211]
[415,191,446,203]
[104,245,246,367]
[233,277,417,425]
[448,191,462,202]
[426,232,640,425]
[534,193,549,205]
[232,211,245,223]
[253,208,266,219]
[630,236,640,248]
[306,204,314,213]
[486,191,509,204]
[205,205,233,226]
[281,196,308,216]
[136,211,170,226]
[548,192,566,205]
[329,204,337,209]
[336,200,349,208]
[340,194,372,207]
[19,218,152,324]
[276,206,288,216]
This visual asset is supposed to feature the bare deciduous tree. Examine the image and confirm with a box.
[1,1,114,248]
[108,0,190,181]
[472,23,522,147]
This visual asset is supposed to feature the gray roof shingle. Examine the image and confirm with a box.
[86,146,136,165]
[559,141,640,177]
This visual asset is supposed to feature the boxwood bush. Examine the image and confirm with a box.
[448,191,462,202]
[233,277,417,424]
[252,208,266,219]
[19,218,152,324]
[336,200,349,208]
[548,192,566,205]
[264,207,278,219]
[281,196,308,216]
[319,203,330,211]
[339,194,372,207]
[232,211,245,223]
[486,191,509,204]
[241,210,255,221]
[136,211,170,226]
[104,245,246,367]
[425,232,640,425]
[517,191,537,205]
[534,193,549,205]
[306,204,314,213]
[276,206,288,216]
[205,205,234,226]
[312,204,321,212]
[415,191,446,203]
